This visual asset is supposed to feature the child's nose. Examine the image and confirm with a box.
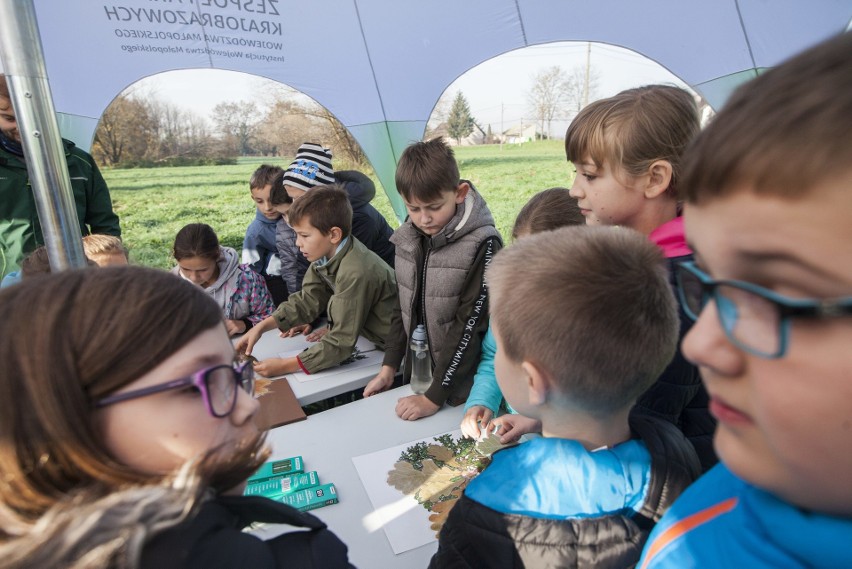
[681,301,745,378]
[231,388,260,427]
[569,183,584,199]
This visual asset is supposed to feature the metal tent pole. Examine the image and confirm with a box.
[0,0,87,271]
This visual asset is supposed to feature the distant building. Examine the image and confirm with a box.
[500,123,538,144]
[426,122,487,146]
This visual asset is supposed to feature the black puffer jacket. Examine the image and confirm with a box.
[429,415,701,569]
[336,170,395,268]
[635,253,718,472]
[141,495,354,569]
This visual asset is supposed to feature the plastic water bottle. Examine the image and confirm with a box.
[409,324,432,394]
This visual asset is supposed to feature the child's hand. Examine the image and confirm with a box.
[490,414,542,444]
[363,366,395,397]
[305,327,328,342]
[461,406,493,440]
[253,357,293,378]
[396,394,440,421]
[224,319,248,336]
[281,323,311,338]
[235,328,261,357]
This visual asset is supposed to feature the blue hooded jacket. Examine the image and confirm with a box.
[639,463,852,568]
[242,209,282,279]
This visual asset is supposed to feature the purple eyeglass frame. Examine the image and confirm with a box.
[95,362,254,418]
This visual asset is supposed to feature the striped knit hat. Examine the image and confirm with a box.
[282,142,335,192]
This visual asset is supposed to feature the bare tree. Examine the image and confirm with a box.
[425,91,453,138]
[254,98,325,157]
[527,66,571,140]
[92,95,156,165]
[211,100,261,156]
[146,100,213,160]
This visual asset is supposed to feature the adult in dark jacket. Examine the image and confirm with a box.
[0,75,121,279]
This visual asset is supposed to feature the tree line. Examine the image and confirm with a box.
[92,85,365,168]
[93,64,596,167]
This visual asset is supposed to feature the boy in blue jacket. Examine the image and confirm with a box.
[431,226,700,568]
[241,164,288,305]
[639,32,852,568]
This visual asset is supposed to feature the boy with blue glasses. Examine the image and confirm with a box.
[639,32,852,568]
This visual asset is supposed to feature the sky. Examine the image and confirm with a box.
[129,41,691,137]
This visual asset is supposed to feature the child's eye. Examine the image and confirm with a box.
[179,385,203,396]
[583,174,597,182]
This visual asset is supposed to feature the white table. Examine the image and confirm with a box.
[244,327,384,406]
[255,385,466,568]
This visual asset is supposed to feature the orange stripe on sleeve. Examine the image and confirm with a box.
[639,497,738,569]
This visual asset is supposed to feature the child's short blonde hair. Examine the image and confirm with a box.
[565,85,699,199]
[82,235,128,262]
[488,226,679,414]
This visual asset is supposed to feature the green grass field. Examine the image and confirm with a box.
[104,140,574,268]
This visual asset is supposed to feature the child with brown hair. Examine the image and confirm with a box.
[272,143,396,298]
[460,187,583,441]
[172,223,274,337]
[431,226,700,568]
[0,266,353,567]
[565,84,715,469]
[639,32,852,568]
[363,138,502,421]
[242,164,289,305]
[237,185,397,378]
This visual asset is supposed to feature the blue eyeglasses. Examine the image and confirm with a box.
[96,362,255,418]
[675,261,852,358]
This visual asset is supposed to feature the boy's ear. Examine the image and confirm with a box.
[455,182,471,204]
[328,226,344,244]
[643,160,673,199]
[521,360,553,407]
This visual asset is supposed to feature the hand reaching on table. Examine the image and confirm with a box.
[253,356,298,378]
[490,414,542,444]
[305,327,328,342]
[396,394,440,421]
[235,326,262,357]
[363,365,395,397]
[280,323,312,338]
[461,405,493,440]
[235,315,277,357]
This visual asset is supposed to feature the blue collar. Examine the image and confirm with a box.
[315,236,349,267]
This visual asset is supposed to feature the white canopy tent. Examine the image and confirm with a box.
[4,0,852,219]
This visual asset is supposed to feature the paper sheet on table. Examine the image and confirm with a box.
[284,337,381,383]
[352,430,462,555]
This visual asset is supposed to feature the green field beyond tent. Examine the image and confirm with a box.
[106,140,573,269]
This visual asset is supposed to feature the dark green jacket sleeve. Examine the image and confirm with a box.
[272,265,330,330]
[67,147,121,236]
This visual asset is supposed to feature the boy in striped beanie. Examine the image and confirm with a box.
[282,142,336,196]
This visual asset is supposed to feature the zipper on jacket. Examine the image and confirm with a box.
[417,244,435,369]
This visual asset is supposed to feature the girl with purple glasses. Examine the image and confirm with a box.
[0,266,352,568]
